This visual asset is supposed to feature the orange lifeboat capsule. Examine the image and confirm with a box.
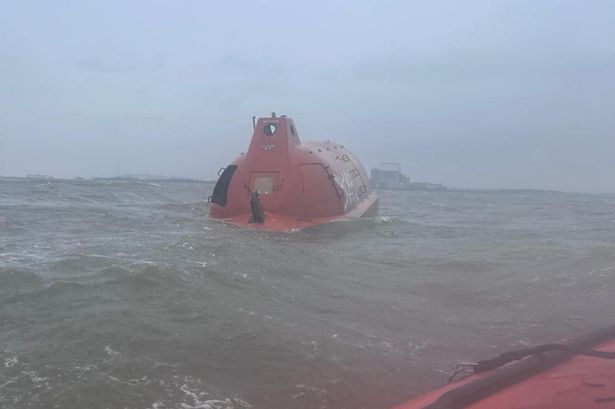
[209,113,379,231]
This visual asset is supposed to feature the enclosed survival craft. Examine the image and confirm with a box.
[394,324,615,409]
[209,113,378,231]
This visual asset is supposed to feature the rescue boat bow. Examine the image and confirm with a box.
[209,113,378,231]
[395,324,615,409]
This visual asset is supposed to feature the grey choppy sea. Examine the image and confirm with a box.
[1,177,615,409]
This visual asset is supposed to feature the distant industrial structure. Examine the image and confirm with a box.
[370,163,410,189]
[370,162,448,191]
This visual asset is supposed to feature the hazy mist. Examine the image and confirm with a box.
[1,0,614,193]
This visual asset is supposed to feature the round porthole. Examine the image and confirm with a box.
[264,123,276,136]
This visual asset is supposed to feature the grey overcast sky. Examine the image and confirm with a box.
[1,1,614,192]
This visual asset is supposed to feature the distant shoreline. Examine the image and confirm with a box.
[374,186,580,195]
[0,175,216,184]
[0,175,612,195]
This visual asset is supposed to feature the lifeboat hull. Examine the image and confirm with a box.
[209,114,378,232]
[395,325,615,409]
[218,192,379,232]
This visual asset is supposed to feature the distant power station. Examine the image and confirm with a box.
[370,163,448,191]
[370,162,410,189]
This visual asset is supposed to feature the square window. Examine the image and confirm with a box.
[253,176,274,194]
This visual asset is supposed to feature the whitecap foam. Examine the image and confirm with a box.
[4,356,18,368]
